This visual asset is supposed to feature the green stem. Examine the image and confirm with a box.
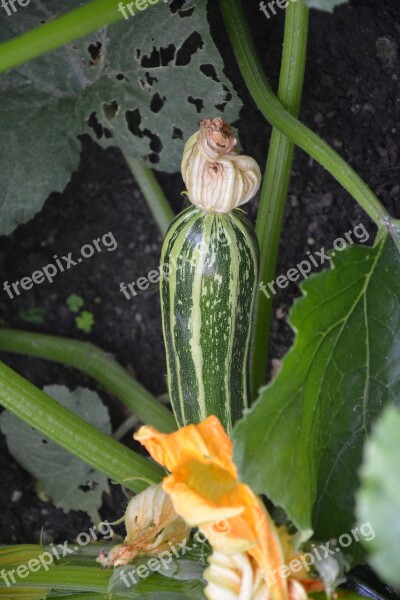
[219,0,389,228]
[125,155,175,235]
[113,413,140,440]
[252,1,309,395]
[0,565,110,592]
[0,0,125,75]
[0,360,163,492]
[0,329,175,432]
[0,564,202,596]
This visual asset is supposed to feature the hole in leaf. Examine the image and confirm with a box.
[88,112,113,139]
[87,112,104,139]
[223,85,232,102]
[179,7,195,17]
[116,73,127,81]
[125,110,163,160]
[141,44,176,68]
[145,72,158,86]
[41,439,48,444]
[140,71,158,89]
[125,109,142,136]
[149,133,162,154]
[149,153,160,164]
[170,0,186,13]
[200,64,220,82]
[150,93,165,113]
[103,100,119,120]
[176,31,204,66]
[79,481,98,492]
[188,96,204,114]
[215,103,227,112]
[172,127,183,139]
[88,41,102,65]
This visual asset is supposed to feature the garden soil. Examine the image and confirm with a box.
[0,3,398,591]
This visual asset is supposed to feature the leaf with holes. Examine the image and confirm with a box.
[234,230,400,545]
[304,0,348,11]
[0,0,241,234]
[0,385,111,523]
[356,405,400,586]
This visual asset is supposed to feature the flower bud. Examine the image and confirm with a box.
[181,117,261,213]
[204,551,270,600]
[96,484,190,568]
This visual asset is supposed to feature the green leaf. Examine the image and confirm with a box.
[0,0,241,234]
[234,232,400,541]
[304,0,348,12]
[67,294,85,314]
[0,385,111,523]
[356,405,400,587]
[75,311,94,333]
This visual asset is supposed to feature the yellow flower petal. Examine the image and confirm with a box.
[134,417,288,600]
[135,416,236,477]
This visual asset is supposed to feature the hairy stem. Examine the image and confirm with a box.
[125,155,175,235]
[0,361,163,492]
[0,329,175,432]
[252,1,309,395]
[0,0,125,74]
[219,0,389,228]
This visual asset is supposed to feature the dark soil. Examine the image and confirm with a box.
[0,0,399,560]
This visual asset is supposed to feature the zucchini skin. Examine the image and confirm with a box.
[160,206,259,434]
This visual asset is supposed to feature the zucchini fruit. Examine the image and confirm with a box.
[160,205,259,434]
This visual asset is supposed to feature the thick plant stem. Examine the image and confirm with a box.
[0,361,163,492]
[252,1,309,396]
[0,566,112,593]
[219,0,389,229]
[125,156,175,235]
[0,0,124,74]
[0,329,176,432]
[0,564,201,595]
[0,0,171,75]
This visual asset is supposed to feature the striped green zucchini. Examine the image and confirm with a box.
[160,205,259,434]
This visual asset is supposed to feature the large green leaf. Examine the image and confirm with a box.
[304,0,348,11]
[0,385,111,523]
[0,0,241,234]
[234,231,400,541]
[356,405,400,587]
